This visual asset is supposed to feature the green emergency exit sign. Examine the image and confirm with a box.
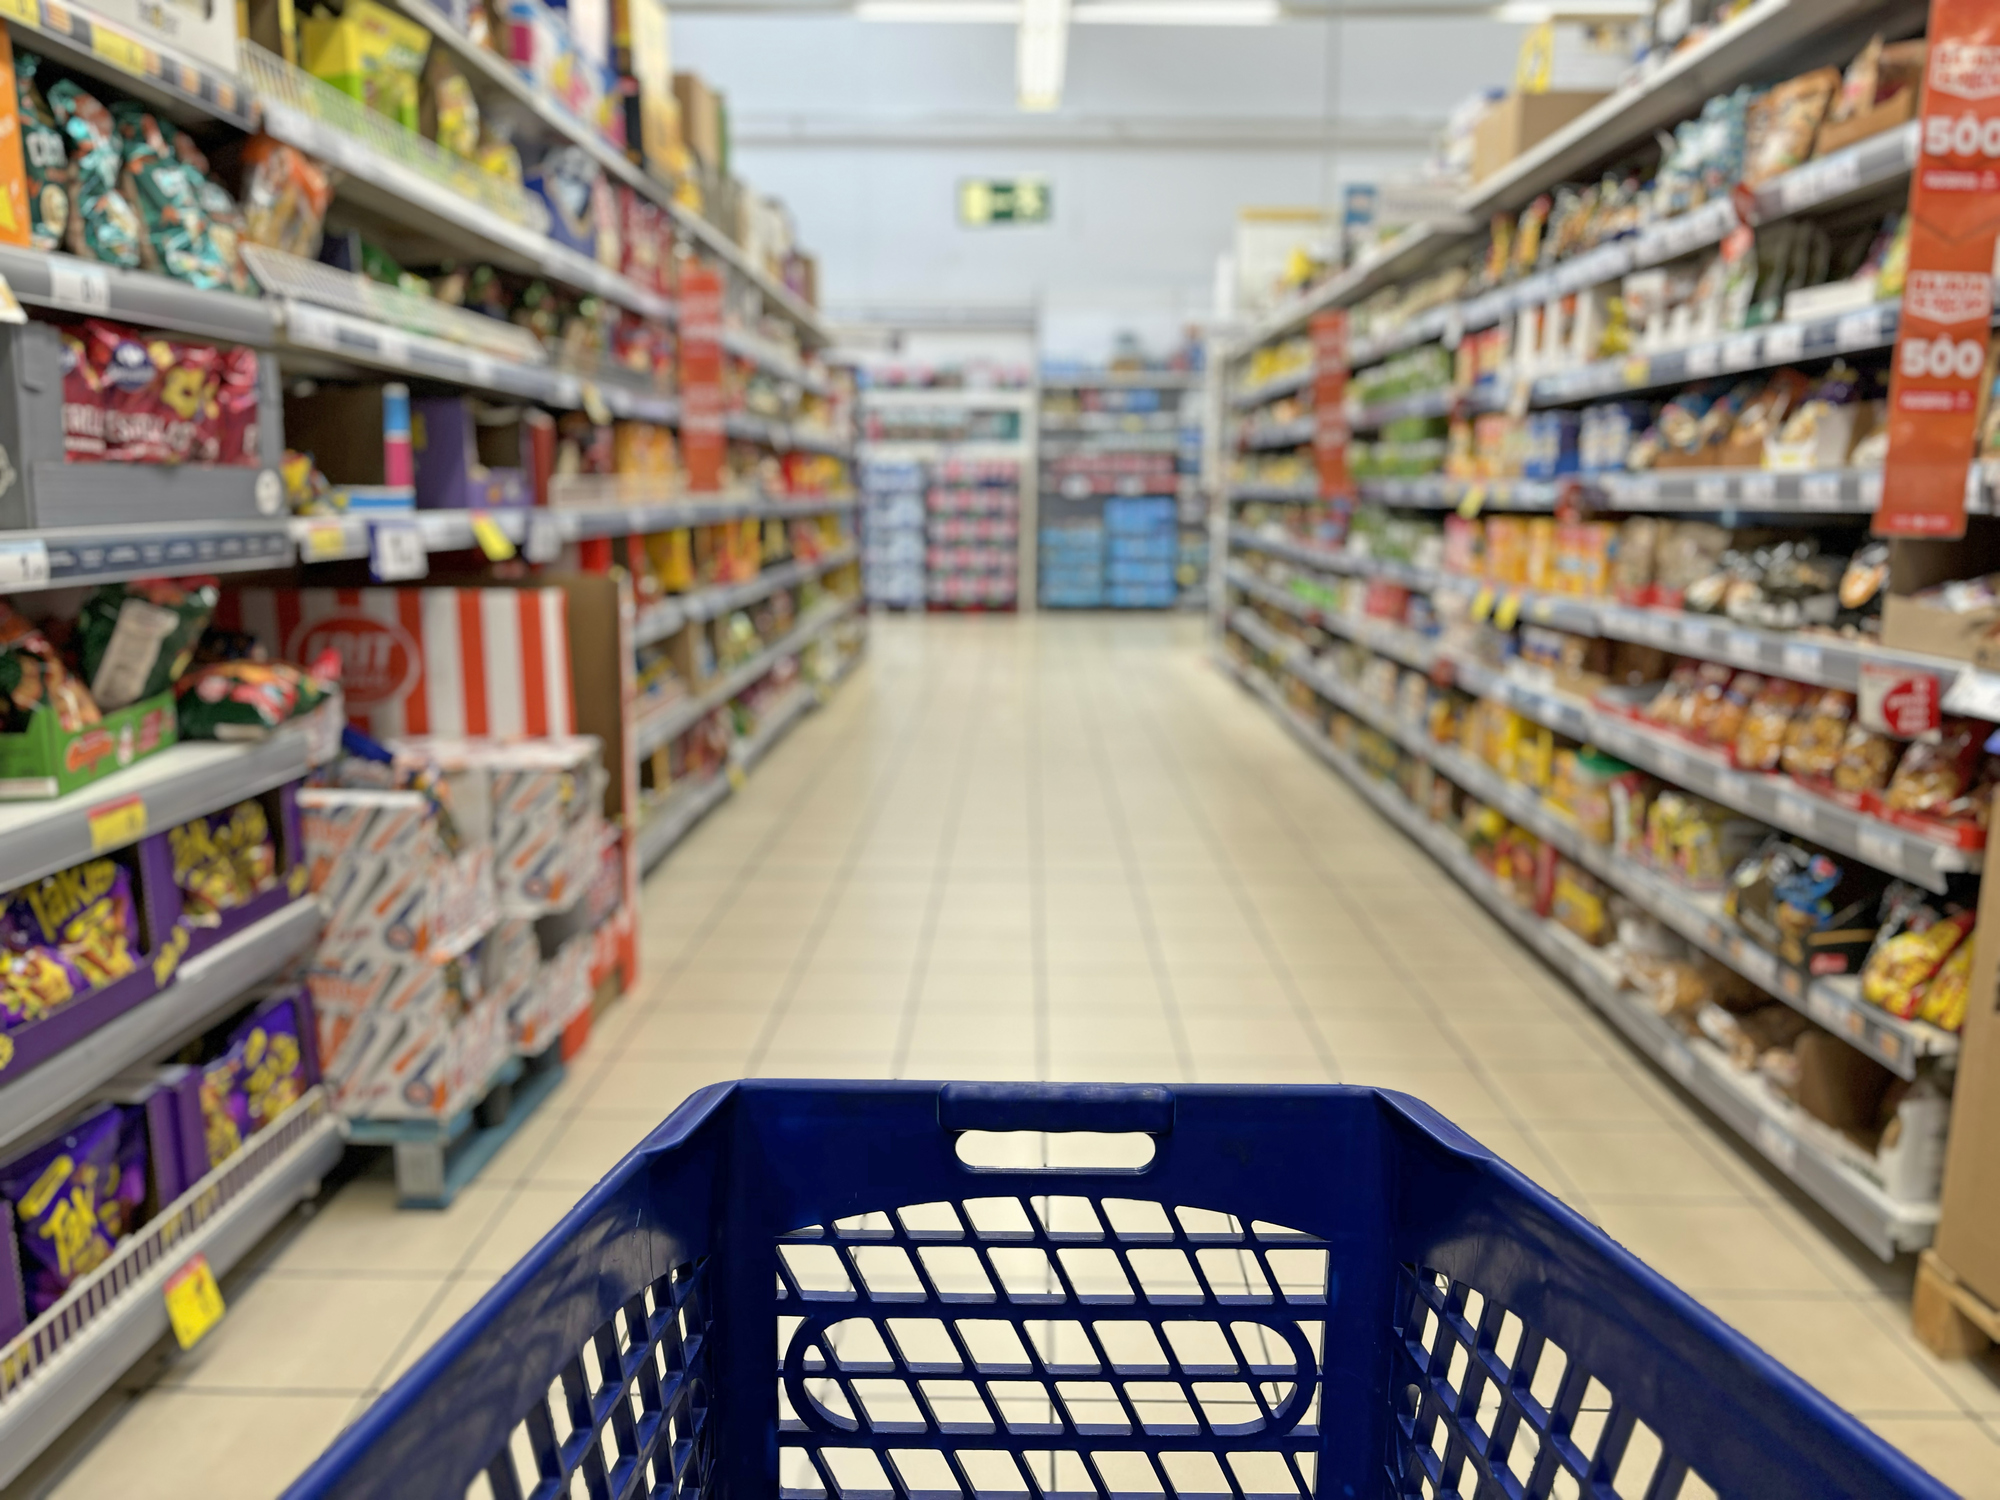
[959,177,1051,226]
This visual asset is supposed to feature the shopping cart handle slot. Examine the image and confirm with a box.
[937,1082,1176,1135]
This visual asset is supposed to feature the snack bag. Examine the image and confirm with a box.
[46,79,142,268]
[420,49,480,158]
[213,347,261,467]
[169,798,275,926]
[1735,678,1809,771]
[1918,940,1971,1032]
[14,52,71,254]
[169,128,252,295]
[1885,720,1985,816]
[78,578,218,711]
[1832,723,1898,795]
[84,320,178,463]
[0,1103,127,1313]
[1861,883,1973,1019]
[0,603,100,733]
[240,135,333,260]
[0,945,85,1028]
[60,328,104,461]
[198,1050,247,1167]
[230,995,308,1131]
[1781,688,1853,781]
[3,857,140,988]
[110,103,229,290]
[175,660,328,740]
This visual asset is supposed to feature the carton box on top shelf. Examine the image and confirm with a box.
[88,0,243,75]
[1471,92,1607,184]
[0,690,176,800]
[281,383,415,513]
[672,71,723,179]
[617,0,681,181]
[216,585,576,741]
[413,396,532,511]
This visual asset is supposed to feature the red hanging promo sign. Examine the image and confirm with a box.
[1311,309,1352,504]
[1874,0,2000,539]
[679,262,726,494]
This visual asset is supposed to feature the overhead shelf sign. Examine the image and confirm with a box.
[959,177,1051,227]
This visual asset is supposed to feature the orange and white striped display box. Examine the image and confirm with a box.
[216,586,575,739]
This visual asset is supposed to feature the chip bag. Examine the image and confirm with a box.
[0,1103,128,1313]
[78,578,218,711]
[14,52,71,254]
[0,945,85,1028]
[1860,883,1973,1020]
[2,857,140,988]
[230,994,308,1132]
[46,79,141,268]
[175,659,328,741]
[0,603,100,733]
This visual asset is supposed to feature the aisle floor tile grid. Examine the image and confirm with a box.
[39,614,2000,1499]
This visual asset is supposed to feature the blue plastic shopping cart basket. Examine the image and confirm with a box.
[285,1081,1954,1499]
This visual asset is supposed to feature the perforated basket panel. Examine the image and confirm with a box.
[284,1084,1957,1500]
[774,1196,1327,1498]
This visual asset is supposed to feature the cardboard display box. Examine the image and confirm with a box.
[1472,91,1606,184]
[673,71,723,178]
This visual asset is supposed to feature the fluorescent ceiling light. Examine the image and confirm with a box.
[1018,0,1070,110]
[1492,0,1646,16]
[1074,0,1277,19]
[856,0,1018,16]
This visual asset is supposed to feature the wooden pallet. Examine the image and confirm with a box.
[1913,1250,2000,1359]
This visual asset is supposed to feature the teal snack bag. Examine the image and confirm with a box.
[14,53,71,254]
[46,79,142,269]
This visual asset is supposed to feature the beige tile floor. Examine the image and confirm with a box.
[37,613,2000,1498]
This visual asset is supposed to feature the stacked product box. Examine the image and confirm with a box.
[1105,496,1179,609]
[392,737,611,1052]
[862,461,926,607]
[298,785,507,1122]
[1040,522,1106,608]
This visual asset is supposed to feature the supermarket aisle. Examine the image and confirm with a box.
[45,614,2000,1500]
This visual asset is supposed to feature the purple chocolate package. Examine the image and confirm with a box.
[228,994,306,1133]
[1,859,139,988]
[198,1052,247,1168]
[169,800,278,927]
[0,1104,124,1315]
[0,947,87,1029]
[102,1105,149,1239]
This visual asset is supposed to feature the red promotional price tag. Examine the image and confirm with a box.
[679,263,726,494]
[1875,0,2000,538]
[1859,660,1943,737]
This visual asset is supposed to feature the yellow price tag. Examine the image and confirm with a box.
[94,29,152,76]
[300,521,352,561]
[726,763,747,792]
[1495,593,1522,631]
[88,795,147,851]
[164,1254,226,1350]
[0,0,37,24]
[471,513,517,561]
[1469,586,1495,624]
[1457,484,1488,520]
[1621,356,1651,387]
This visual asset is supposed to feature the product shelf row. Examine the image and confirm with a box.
[1228,532,1979,890]
[288,494,857,568]
[0,897,323,1159]
[1344,469,1901,517]
[634,545,860,648]
[635,636,864,872]
[633,595,859,759]
[1228,525,1988,710]
[0,1090,344,1489]
[1226,582,1952,1080]
[1227,0,1916,357]
[1219,647,1938,1260]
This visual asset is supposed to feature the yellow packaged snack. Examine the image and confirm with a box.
[301,0,430,132]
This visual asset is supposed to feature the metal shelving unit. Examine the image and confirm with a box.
[633,597,859,758]
[1221,650,1938,1260]
[634,546,861,649]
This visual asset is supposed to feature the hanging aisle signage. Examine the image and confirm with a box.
[1311,309,1354,536]
[1874,0,2000,539]
[680,263,726,493]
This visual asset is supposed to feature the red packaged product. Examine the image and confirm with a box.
[164,340,220,463]
[212,346,260,467]
[61,329,105,462]
[84,319,191,463]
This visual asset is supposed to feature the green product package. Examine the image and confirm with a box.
[110,104,231,291]
[14,54,71,254]
[46,79,141,268]
[79,580,219,712]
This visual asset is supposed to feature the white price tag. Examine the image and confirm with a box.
[0,538,51,589]
[1835,309,1884,351]
[1780,641,1824,679]
[1739,943,1779,988]
[1775,788,1819,837]
[1685,343,1720,377]
[525,513,562,564]
[370,521,427,581]
[1780,152,1859,211]
[1726,630,1762,665]
[1661,1043,1698,1082]
[49,260,111,315]
[1657,745,1688,782]
[1740,472,1776,504]
[1801,473,1844,509]
[1722,333,1762,370]
[1942,670,2000,720]
[1695,475,1728,506]
[1858,826,1900,870]
[1754,1119,1799,1174]
[1763,324,1805,364]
